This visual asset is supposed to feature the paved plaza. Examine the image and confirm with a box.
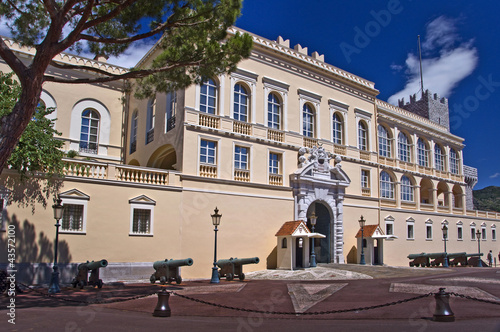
[2,264,500,331]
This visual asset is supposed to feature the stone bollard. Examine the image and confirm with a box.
[153,288,171,317]
[432,288,455,322]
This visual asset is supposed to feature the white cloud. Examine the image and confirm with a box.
[490,173,500,179]
[388,16,478,105]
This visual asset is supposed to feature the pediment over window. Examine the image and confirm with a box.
[129,195,156,205]
[59,189,90,200]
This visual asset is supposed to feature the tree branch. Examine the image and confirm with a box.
[43,60,203,84]
[5,0,28,16]
[0,39,27,81]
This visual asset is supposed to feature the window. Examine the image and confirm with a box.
[380,171,394,199]
[361,170,370,189]
[332,113,343,145]
[269,152,281,174]
[234,146,249,170]
[166,91,177,132]
[130,111,138,154]
[233,83,249,122]
[417,138,429,167]
[449,148,460,175]
[471,225,476,240]
[378,125,391,157]
[400,175,414,202]
[59,189,89,234]
[200,140,217,165]
[407,220,415,240]
[79,109,100,154]
[358,121,367,150]
[385,216,394,236]
[398,132,411,162]
[282,238,287,249]
[129,195,155,236]
[62,205,84,232]
[303,104,315,137]
[267,93,281,129]
[146,98,156,144]
[492,227,497,241]
[426,224,433,240]
[200,78,218,114]
[434,144,445,171]
[481,226,487,240]
[457,224,463,240]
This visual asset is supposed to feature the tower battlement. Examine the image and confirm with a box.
[398,90,449,131]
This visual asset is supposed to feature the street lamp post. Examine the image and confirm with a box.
[476,229,482,267]
[49,197,64,294]
[442,224,449,267]
[309,212,317,268]
[359,216,366,265]
[210,207,222,284]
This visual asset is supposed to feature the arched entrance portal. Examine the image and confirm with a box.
[307,202,331,263]
[291,145,350,264]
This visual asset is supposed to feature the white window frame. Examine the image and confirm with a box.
[199,77,219,115]
[481,223,487,241]
[263,77,289,131]
[231,70,257,123]
[355,109,371,152]
[425,219,433,241]
[400,175,414,202]
[378,124,391,157]
[129,195,155,236]
[492,225,496,241]
[332,112,343,145]
[59,190,90,234]
[361,168,370,190]
[457,221,463,241]
[268,149,283,175]
[470,223,476,241]
[417,138,429,167]
[398,131,411,162]
[384,216,395,237]
[299,89,321,138]
[449,148,460,175]
[406,218,415,240]
[380,171,394,199]
[434,144,445,171]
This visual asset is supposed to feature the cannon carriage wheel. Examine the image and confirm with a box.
[150,275,156,284]
[226,273,233,281]
[239,273,245,281]
[160,276,167,285]
[175,276,182,284]
[97,280,103,289]
[78,280,85,289]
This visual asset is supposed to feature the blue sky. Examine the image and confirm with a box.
[233,0,500,189]
[1,1,498,189]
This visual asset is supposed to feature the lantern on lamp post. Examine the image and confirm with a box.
[359,216,366,265]
[48,196,64,294]
[210,207,222,283]
[309,212,317,268]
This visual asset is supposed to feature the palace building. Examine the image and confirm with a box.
[1,27,498,283]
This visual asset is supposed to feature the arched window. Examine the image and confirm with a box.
[146,98,156,144]
[380,171,394,199]
[281,237,287,249]
[130,111,138,154]
[166,91,177,132]
[401,175,414,202]
[434,144,445,171]
[378,125,391,157]
[332,113,343,145]
[200,78,218,114]
[267,93,281,129]
[449,148,460,174]
[417,138,429,167]
[358,121,367,151]
[233,83,249,122]
[303,104,315,137]
[398,132,411,162]
[79,109,100,154]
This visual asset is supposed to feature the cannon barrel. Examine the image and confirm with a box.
[217,257,260,267]
[153,258,193,270]
[446,252,467,258]
[407,253,427,259]
[465,253,484,257]
[427,252,447,259]
[79,259,108,271]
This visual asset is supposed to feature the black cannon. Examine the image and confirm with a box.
[216,257,259,281]
[446,252,468,266]
[428,252,448,267]
[71,259,108,289]
[407,253,430,267]
[150,258,193,285]
[466,253,485,267]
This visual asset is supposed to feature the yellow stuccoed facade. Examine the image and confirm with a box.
[0,27,498,283]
